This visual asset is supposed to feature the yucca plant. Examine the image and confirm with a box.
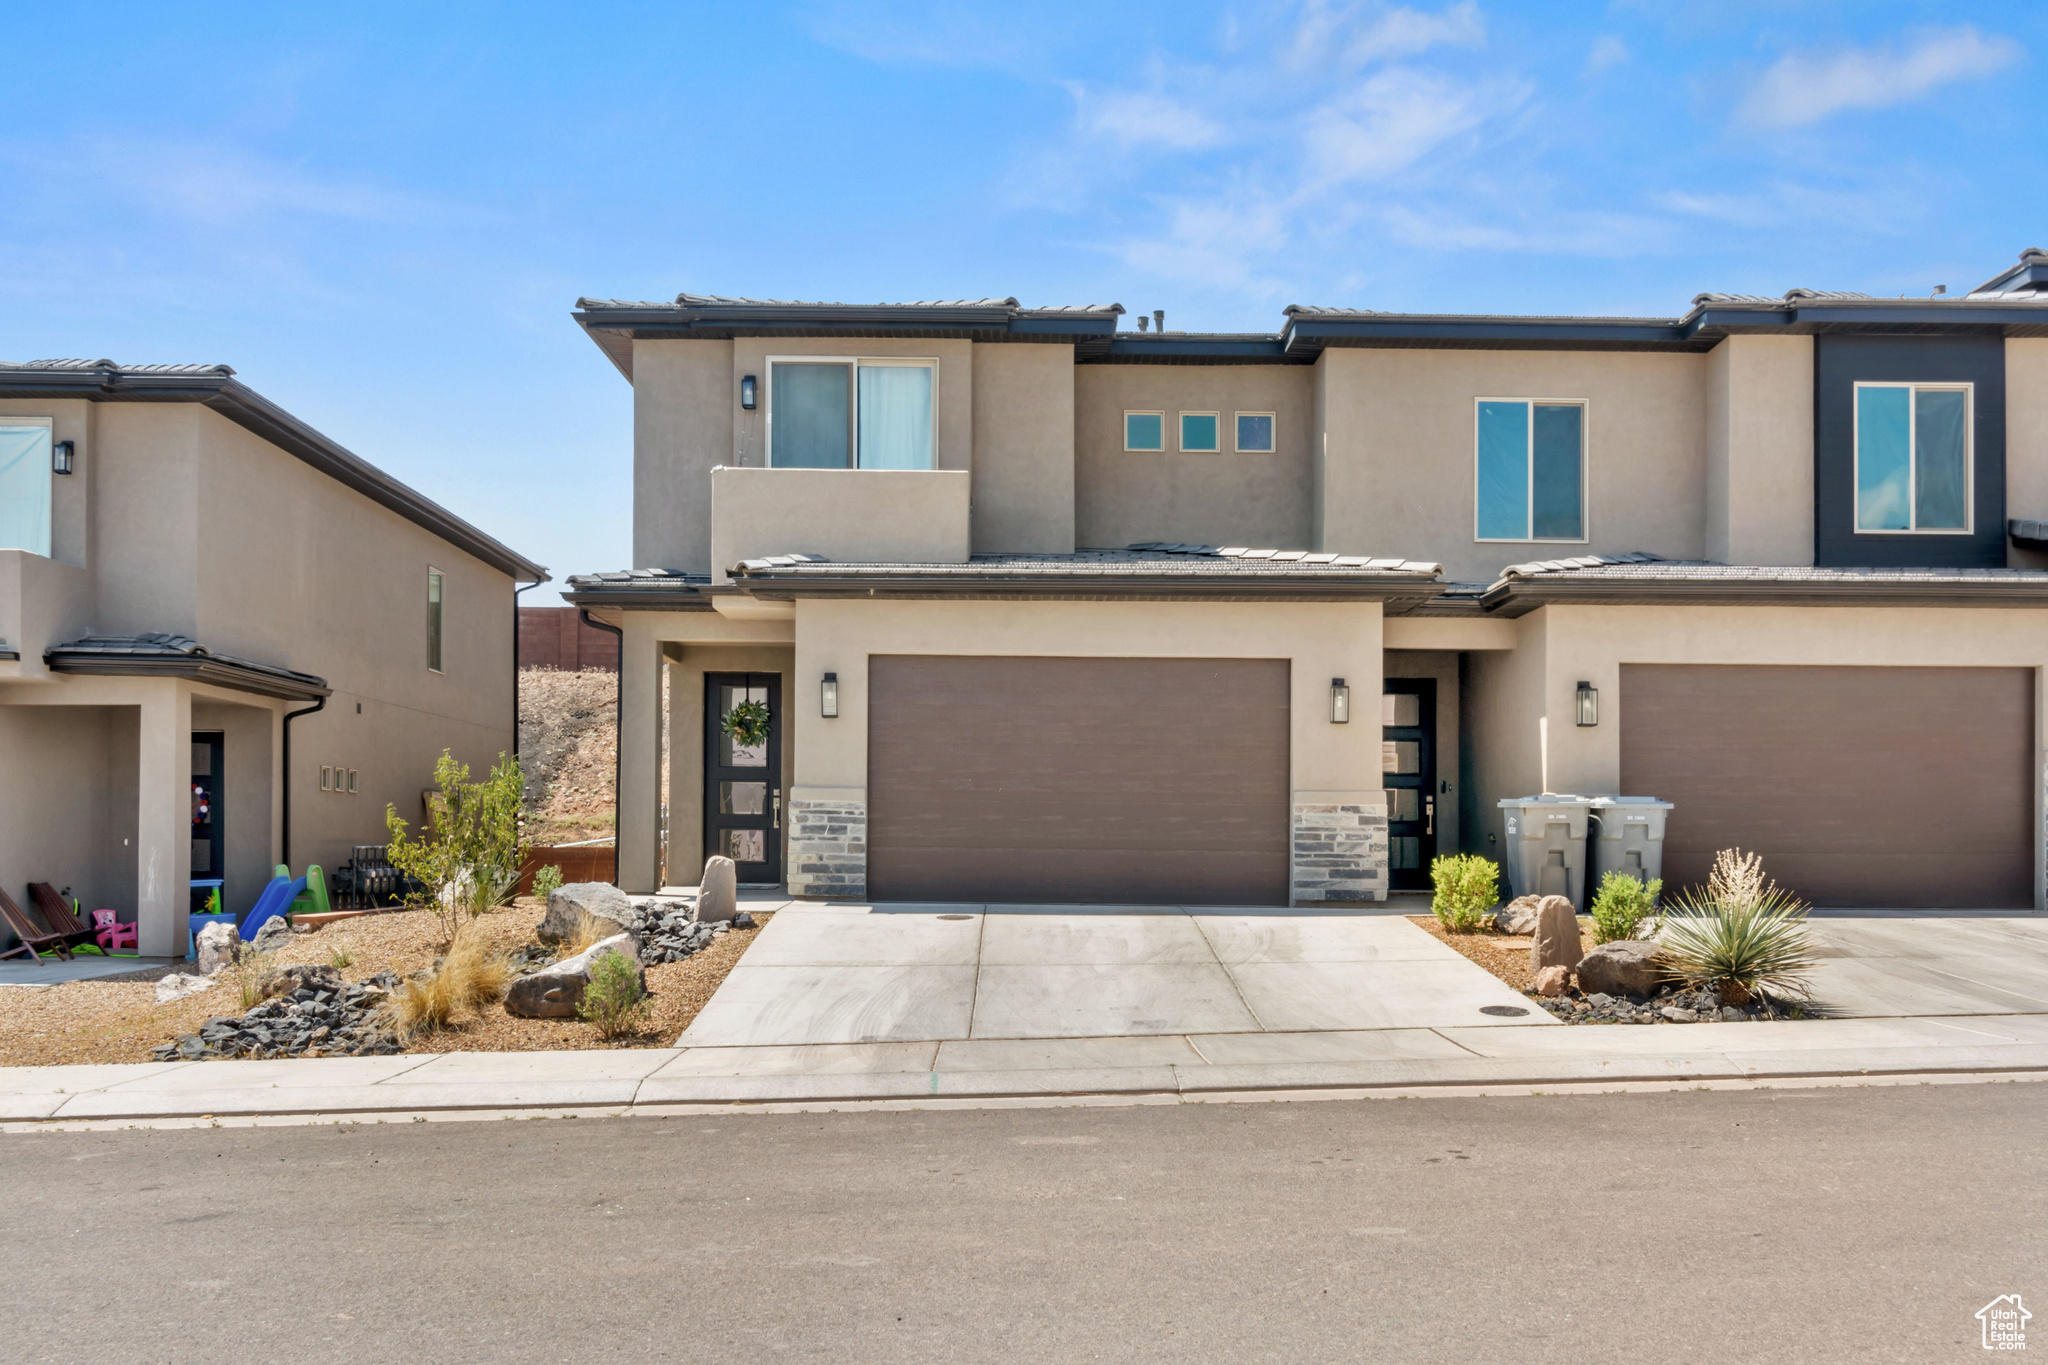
[1660,849,1817,1005]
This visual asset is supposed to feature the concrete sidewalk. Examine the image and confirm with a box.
[6,1012,2047,1125]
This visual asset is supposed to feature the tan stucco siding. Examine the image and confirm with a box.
[0,397,93,571]
[1315,348,1709,582]
[632,338,734,575]
[2008,339,2048,569]
[0,703,137,917]
[971,342,1075,553]
[1460,612,1548,863]
[708,467,970,582]
[1074,365,1314,550]
[89,403,203,638]
[1706,335,1814,566]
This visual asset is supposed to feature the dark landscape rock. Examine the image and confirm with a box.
[150,971,402,1061]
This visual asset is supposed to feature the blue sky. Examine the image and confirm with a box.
[4,2,2042,601]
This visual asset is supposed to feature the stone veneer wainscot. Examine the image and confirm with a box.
[1291,794,1388,903]
[787,789,866,898]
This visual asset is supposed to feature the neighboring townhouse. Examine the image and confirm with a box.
[567,249,2048,912]
[0,360,545,956]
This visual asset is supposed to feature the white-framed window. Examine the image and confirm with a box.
[1123,411,1164,451]
[426,568,445,673]
[320,766,333,792]
[0,417,53,558]
[1235,412,1276,453]
[1854,381,1972,533]
[766,356,936,469]
[1179,412,1220,452]
[1475,398,1587,543]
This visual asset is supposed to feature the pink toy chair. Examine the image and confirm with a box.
[91,910,137,952]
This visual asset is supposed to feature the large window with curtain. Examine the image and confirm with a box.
[1854,382,1971,533]
[1475,398,1586,542]
[768,358,935,470]
[0,419,53,558]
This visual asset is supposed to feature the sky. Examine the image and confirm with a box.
[4,1,2044,602]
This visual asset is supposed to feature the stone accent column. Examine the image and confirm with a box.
[787,786,866,899]
[1291,790,1387,904]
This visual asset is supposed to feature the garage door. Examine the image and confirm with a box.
[868,656,1290,904]
[1620,664,2034,909]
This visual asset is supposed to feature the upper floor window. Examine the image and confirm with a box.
[1180,412,1220,452]
[0,419,52,557]
[1855,382,1970,533]
[426,568,445,673]
[1124,412,1164,451]
[1235,413,1275,453]
[769,358,934,470]
[1476,399,1585,542]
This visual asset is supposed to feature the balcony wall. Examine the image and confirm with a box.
[0,549,93,680]
[708,467,972,584]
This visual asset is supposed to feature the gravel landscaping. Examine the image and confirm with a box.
[0,898,770,1066]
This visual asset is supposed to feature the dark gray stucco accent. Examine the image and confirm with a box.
[1812,334,2006,569]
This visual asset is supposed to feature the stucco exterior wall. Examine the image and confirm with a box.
[0,397,93,571]
[708,467,970,583]
[88,403,203,637]
[970,342,1075,554]
[1315,348,1709,582]
[1074,365,1315,550]
[632,338,734,575]
[1460,613,1548,863]
[1705,335,1815,566]
[2008,339,2048,569]
[0,704,136,927]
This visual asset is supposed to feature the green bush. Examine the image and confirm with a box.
[576,949,649,1040]
[1589,871,1662,943]
[1660,848,1817,1006]
[532,864,565,902]
[1430,854,1500,934]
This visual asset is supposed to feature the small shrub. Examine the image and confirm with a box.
[532,864,565,902]
[1661,848,1817,1005]
[1430,854,1500,934]
[577,949,648,1040]
[384,929,511,1038]
[1589,871,1662,944]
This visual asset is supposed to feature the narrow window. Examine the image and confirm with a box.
[1180,413,1219,452]
[1124,412,1164,451]
[348,769,359,794]
[769,358,935,469]
[426,568,444,672]
[320,766,333,792]
[1856,383,1970,532]
[1476,400,1585,542]
[1235,413,1275,452]
[0,419,53,557]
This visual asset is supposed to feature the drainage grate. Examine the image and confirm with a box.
[937,914,973,921]
[1479,1005,1529,1017]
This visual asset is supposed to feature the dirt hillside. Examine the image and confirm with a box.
[518,667,616,845]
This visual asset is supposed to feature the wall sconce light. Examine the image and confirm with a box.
[740,375,757,410]
[1330,677,1350,724]
[820,671,839,718]
[1575,680,1599,727]
[52,440,75,475]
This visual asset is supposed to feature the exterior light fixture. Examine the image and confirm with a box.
[1330,677,1350,724]
[52,440,74,475]
[1575,680,1599,727]
[820,671,839,718]
[740,375,757,410]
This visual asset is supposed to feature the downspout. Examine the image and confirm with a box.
[512,579,545,758]
[579,609,625,887]
[280,696,326,868]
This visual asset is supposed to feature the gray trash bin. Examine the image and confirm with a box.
[1496,795,1601,908]
[1590,797,1674,889]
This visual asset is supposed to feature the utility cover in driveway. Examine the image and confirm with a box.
[867,655,1289,904]
[1620,664,2034,908]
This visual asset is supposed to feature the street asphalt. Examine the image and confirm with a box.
[4,1082,2042,1363]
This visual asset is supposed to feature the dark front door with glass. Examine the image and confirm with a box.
[1382,680,1437,892]
[704,673,782,884]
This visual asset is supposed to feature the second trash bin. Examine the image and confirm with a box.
[1590,796,1674,889]
[1497,795,1601,908]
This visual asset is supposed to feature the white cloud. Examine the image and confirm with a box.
[1113,197,1291,290]
[1302,67,1519,188]
[1736,25,2021,130]
[1344,1,1486,66]
[1583,34,1628,76]
[1070,87,1227,151]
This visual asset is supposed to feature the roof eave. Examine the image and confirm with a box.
[1479,576,2048,616]
[45,652,332,702]
[729,571,1445,605]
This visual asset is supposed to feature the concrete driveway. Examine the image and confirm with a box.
[1806,914,2048,1016]
[679,903,1551,1048]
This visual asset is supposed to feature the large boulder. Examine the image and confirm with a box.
[250,915,293,955]
[1494,895,1542,935]
[195,921,241,976]
[504,933,643,1019]
[693,856,737,924]
[1574,940,1665,998]
[538,882,636,945]
[1529,896,1582,972]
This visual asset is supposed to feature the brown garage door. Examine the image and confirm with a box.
[868,656,1290,904]
[1620,664,2034,909]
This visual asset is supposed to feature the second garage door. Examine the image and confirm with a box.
[867,656,1290,905]
[1619,664,2034,909]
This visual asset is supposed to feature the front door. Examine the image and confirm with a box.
[704,673,782,885]
[1382,679,1437,891]
[191,732,224,912]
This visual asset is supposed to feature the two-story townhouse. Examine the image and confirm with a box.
[567,250,2048,913]
[0,360,545,957]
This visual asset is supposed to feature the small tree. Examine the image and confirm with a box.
[387,750,526,945]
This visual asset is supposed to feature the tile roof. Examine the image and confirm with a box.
[1494,552,2048,585]
[574,296,1123,315]
[45,633,330,700]
[730,546,1443,578]
[5,359,236,376]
